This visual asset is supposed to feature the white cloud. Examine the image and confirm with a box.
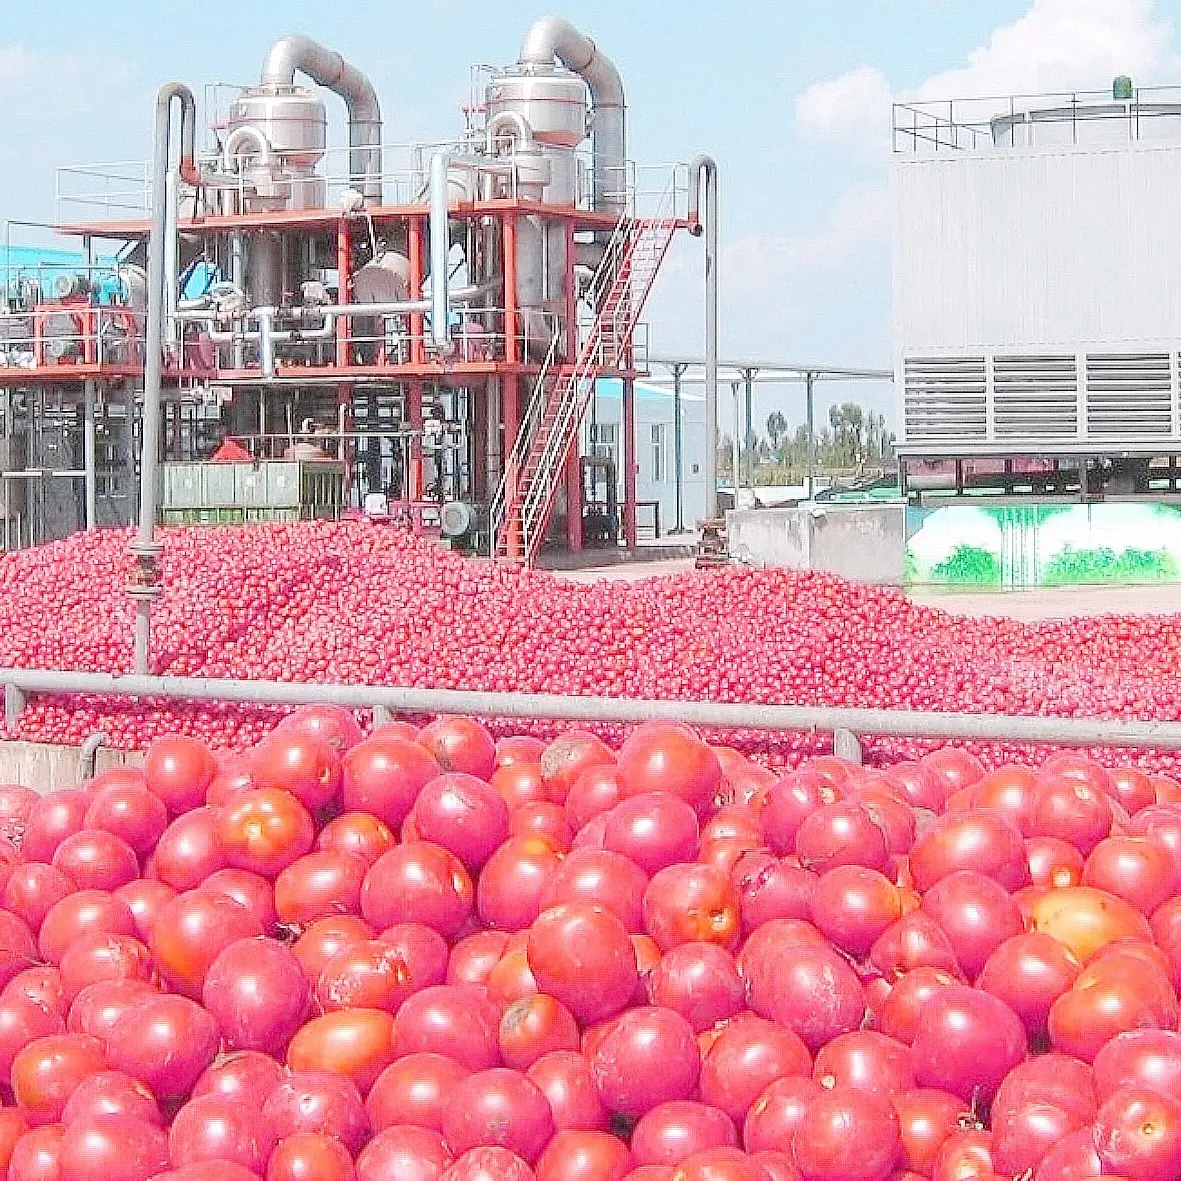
[796,67,892,142]
[794,0,1181,143]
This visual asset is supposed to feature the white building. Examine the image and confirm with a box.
[892,82,1181,488]
[583,378,708,535]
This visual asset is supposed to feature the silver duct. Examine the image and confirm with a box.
[261,35,382,204]
[518,17,626,215]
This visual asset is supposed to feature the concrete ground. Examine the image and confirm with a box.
[555,558,1181,620]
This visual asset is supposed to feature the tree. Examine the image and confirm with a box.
[766,411,788,455]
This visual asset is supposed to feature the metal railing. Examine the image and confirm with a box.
[893,84,1181,154]
[5,669,1181,762]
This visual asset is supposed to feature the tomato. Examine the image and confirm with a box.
[412,774,510,871]
[58,932,155,1004]
[795,802,890,874]
[603,795,699,876]
[565,766,625,831]
[39,891,134,966]
[22,790,90,864]
[528,1050,609,1132]
[1028,886,1153,962]
[630,1102,736,1168]
[291,916,375,981]
[4,864,76,936]
[391,985,502,1070]
[266,1131,356,1181]
[920,870,1024,979]
[83,783,168,859]
[443,1068,554,1162]
[791,1088,902,1181]
[250,731,341,812]
[813,1031,915,1102]
[892,1088,969,1176]
[496,737,546,769]
[541,849,648,933]
[152,808,226,891]
[527,904,638,1025]
[698,1014,812,1124]
[536,1129,633,1181]
[643,864,740,952]
[169,1094,275,1174]
[911,987,1027,1102]
[478,837,562,933]
[274,851,367,927]
[287,1009,397,1095]
[104,993,220,1102]
[9,1123,64,1181]
[868,911,961,981]
[418,717,497,780]
[499,995,580,1070]
[12,1034,106,1126]
[149,889,263,998]
[317,814,396,866]
[730,852,815,936]
[367,1052,471,1133]
[490,763,548,810]
[193,1052,286,1107]
[972,764,1039,833]
[143,736,216,816]
[741,1074,820,1154]
[1030,777,1113,855]
[976,932,1081,1037]
[808,866,904,958]
[318,931,440,1014]
[1025,836,1085,889]
[909,811,1029,892]
[218,789,315,878]
[1082,836,1177,916]
[203,937,310,1054]
[541,732,616,805]
[276,704,364,755]
[262,1071,370,1153]
[590,1007,701,1117]
[440,1146,535,1181]
[341,735,439,829]
[646,943,744,1034]
[1094,1086,1181,1180]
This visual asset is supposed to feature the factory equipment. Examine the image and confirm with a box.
[3,18,702,562]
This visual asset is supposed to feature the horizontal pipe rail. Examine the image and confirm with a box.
[4,669,1181,752]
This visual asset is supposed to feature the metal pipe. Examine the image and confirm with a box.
[805,371,816,499]
[672,362,685,533]
[261,35,382,204]
[486,111,535,154]
[429,152,449,348]
[731,380,741,501]
[164,169,179,346]
[6,667,1181,752]
[135,82,197,676]
[257,306,277,378]
[77,731,107,783]
[83,380,96,531]
[688,155,718,520]
[518,17,626,215]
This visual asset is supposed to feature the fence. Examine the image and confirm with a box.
[6,669,1181,767]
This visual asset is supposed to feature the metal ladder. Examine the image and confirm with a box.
[490,175,679,563]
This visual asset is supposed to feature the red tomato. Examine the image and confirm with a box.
[217,789,315,878]
[286,1009,397,1095]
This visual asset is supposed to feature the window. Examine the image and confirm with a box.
[650,423,667,483]
[589,422,618,470]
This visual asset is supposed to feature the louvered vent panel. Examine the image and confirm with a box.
[993,355,1078,439]
[1085,354,1173,439]
[903,357,987,442]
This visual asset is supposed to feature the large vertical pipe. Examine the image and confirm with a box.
[731,380,741,503]
[688,156,718,520]
[336,218,351,368]
[429,153,449,349]
[135,82,198,676]
[503,216,518,366]
[622,378,636,549]
[672,362,685,533]
[806,371,816,500]
[83,379,96,531]
[743,369,754,488]
[163,170,179,345]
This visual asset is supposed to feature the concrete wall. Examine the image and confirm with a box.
[0,741,142,793]
[728,504,906,585]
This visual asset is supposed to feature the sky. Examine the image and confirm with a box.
[0,0,1178,435]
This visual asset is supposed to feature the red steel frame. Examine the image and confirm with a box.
[7,195,692,555]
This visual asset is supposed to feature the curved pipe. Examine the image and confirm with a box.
[77,732,108,784]
[689,155,719,521]
[486,110,534,155]
[518,17,625,215]
[222,125,274,171]
[261,35,382,204]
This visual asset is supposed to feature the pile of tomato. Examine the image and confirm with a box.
[0,707,1177,1179]
[1,522,1181,772]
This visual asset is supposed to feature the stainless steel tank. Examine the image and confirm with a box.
[486,67,587,149]
[226,85,327,213]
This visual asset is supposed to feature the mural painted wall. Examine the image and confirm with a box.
[906,503,1181,589]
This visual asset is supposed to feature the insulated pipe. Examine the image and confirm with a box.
[486,111,534,155]
[689,155,719,520]
[261,35,382,204]
[429,152,450,348]
[7,667,1181,753]
[135,82,198,676]
[83,379,96,531]
[518,17,626,214]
